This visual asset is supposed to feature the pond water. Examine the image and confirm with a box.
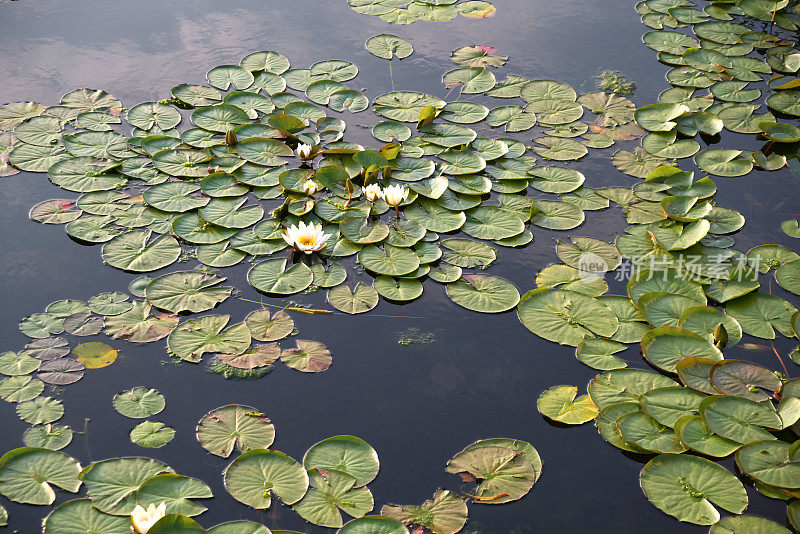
[1,0,799,532]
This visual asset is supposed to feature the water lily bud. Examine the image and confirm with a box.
[297,143,313,160]
[302,179,318,195]
[225,129,237,146]
[364,183,383,202]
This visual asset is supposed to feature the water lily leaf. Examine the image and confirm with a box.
[303,436,379,487]
[373,92,445,122]
[538,385,598,424]
[556,237,621,272]
[339,516,409,534]
[445,445,535,504]
[207,65,254,91]
[37,358,84,385]
[575,338,627,370]
[207,521,271,534]
[700,395,782,443]
[440,238,495,268]
[695,149,754,177]
[196,405,275,458]
[167,315,251,363]
[641,326,722,372]
[446,275,519,313]
[245,310,294,342]
[104,301,179,343]
[618,410,687,453]
[149,515,204,533]
[613,148,668,178]
[674,415,740,457]
[102,231,181,272]
[129,422,175,448]
[0,351,40,376]
[72,341,117,369]
[114,387,165,419]
[776,259,800,295]
[145,272,232,314]
[640,453,747,525]
[0,375,44,402]
[373,121,412,142]
[710,515,791,534]
[641,386,707,427]
[327,283,379,314]
[132,474,212,517]
[530,200,585,230]
[248,258,314,295]
[17,396,64,425]
[517,288,618,346]
[766,91,800,116]
[0,448,81,505]
[127,103,181,131]
[710,359,781,402]
[366,34,413,60]
[734,440,800,491]
[374,276,423,302]
[292,469,373,528]
[280,340,332,373]
[726,292,797,339]
[589,369,677,409]
[382,489,466,534]
[80,457,173,514]
[224,449,309,509]
[528,166,584,193]
[42,498,131,534]
[171,84,221,107]
[358,244,420,276]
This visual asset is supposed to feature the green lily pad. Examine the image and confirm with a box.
[114,388,165,419]
[42,498,131,533]
[292,469,373,528]
[0,448,82,505]
[640,453,747,525]
[248,258,314,295]
[145,272,232,314]
[537,385,598,424]
[130,421,175,448]
[445,275,519,313]
[196,405,275,458]
[224,449,309,509]
[517,288,619,346]
[381,489,466,534]
[167,315,251,363]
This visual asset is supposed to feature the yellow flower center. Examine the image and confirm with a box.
[297,235,316,247]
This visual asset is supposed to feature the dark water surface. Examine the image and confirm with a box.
[1,1,799,532]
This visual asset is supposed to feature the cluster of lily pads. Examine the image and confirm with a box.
[0,40,651,318]
[347,0,496,23]
[526,0,800,526]
[0,408,540,534]
[0,0,799,530]
[627,0,800,180]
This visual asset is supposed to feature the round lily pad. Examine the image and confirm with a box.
[114,387,166,419]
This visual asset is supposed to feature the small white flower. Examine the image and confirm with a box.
[382,184,408,208]
[131,502,166,534]
[296,143,313,160]
[283,221,330,254]
[302,179,318,195]
[364,183,383,202]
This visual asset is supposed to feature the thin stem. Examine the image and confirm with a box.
[771,343,789,376]
[389,60,395,92]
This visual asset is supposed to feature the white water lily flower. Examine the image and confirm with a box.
[296,143,313,160]
[364,183,383,202]
[131,502,166,534]
[382,184,408,208]
[302,179,318,195]
[283,221,330,254]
